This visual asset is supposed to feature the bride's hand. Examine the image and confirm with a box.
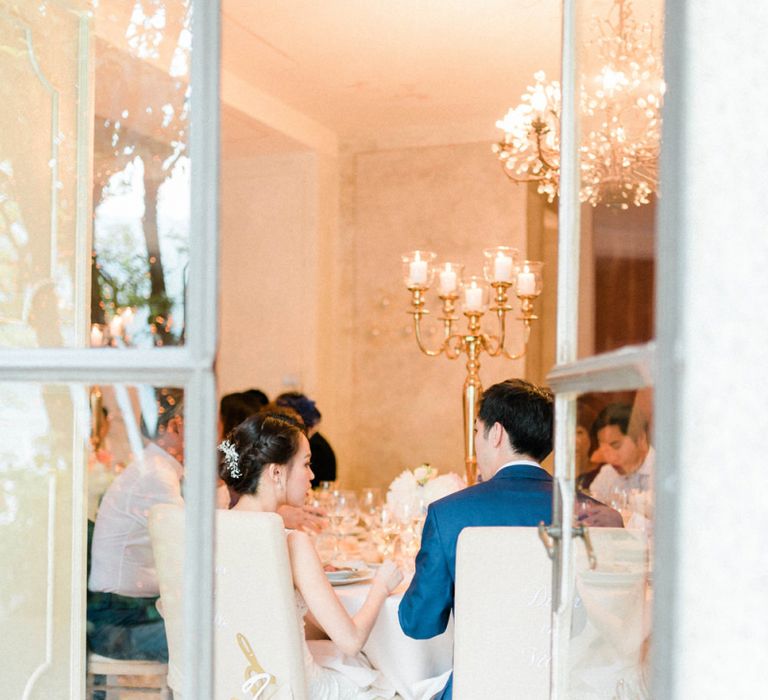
[372,559,403,594]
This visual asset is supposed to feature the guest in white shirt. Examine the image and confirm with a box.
[589,403,654,529]
[87,389,184,661]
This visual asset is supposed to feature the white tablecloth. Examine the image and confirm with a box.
[334,578,453,700]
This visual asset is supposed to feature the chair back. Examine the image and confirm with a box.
[453,527,551,700]
[149,505,307,699]
[148,505,185,693]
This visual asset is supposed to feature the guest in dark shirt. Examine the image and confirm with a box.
[275,391,337,487]
[575,400,602,492]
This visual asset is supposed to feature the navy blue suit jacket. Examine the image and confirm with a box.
[398,463,553,700]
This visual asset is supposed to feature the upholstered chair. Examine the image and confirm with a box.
[149,505,307,699]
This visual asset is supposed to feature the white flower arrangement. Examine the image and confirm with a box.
[386,462,465,513]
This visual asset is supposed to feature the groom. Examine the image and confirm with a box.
[398,378,554,700]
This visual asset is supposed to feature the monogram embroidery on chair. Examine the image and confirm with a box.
[233,632,277,699]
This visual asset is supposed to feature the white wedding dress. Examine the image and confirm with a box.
[295,589,396,700]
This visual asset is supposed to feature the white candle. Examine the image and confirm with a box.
[90,325,103,347]
[493,254,514,282]
[516,271,536,296]
[120,307,134,326]
[438,269,458,295]
[409,258,428,286]
[464,286,484,311]
[109,315,123,339]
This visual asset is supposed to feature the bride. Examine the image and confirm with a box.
[218,409,403,699]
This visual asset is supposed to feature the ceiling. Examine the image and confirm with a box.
[220,0,562,154]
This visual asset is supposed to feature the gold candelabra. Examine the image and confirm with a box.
[401,247,543,485]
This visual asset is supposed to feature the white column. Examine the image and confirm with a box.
[654,2,768,698]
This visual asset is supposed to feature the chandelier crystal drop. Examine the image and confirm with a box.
[493,0,664,209]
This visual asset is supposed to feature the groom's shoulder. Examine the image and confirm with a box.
[429,479,496,515]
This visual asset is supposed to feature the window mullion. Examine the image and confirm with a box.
[182,1,220,698]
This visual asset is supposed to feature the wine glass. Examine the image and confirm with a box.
[396,500,426,563]
[359,487,382,530]
[328,490,359,561]
[372,505,400,558]
[609,485,632,525]
[314,480,336,507]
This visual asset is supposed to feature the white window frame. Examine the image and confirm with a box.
[546,1,659,697]
[0,2,221,697]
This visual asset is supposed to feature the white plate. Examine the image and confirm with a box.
[329,571,373,587]
[325,569,359,581]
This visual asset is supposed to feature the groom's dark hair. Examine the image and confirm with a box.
[478,379,554,462]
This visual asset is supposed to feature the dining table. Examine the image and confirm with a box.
[332,573,453,700]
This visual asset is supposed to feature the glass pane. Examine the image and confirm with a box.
[0,3,84,348]
[0,380,184,696]
[575,0,664,358]
[569,388,654,697]
[0,0,191,349]
[91,0,191,349]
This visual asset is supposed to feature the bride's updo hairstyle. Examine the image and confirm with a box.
[219,408,306,496]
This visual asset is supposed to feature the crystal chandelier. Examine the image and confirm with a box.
[492,0,664,209]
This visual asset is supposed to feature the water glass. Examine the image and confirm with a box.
[372,505,400,558]
[359,487,382,529]
[328,490,359,561]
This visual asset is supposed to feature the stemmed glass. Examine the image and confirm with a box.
[396,499,427,562]
[328,490,359,562]
[315,480,337,508]
[609,485,631,525]
[371,505,400,558]
[359,487,382,529]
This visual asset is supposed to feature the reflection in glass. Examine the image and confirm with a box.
[91,1,192,348]
[568,388,654,697]
[0,380,185,695]
[0,1,192,349]
[574,0,663,359]
[0,3,82,349]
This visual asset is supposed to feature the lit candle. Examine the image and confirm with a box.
[531,88,548,115]
[109,315,123,339]
[516,271,536,296]
[464,286,484,311]
[408,253,428,286]
[493,253,514,282]
[438,268,458,295]
[90,325,103,347]
[120,307,134,327]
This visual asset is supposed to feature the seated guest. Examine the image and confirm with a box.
[219,391,266,438]
[575,400,601,492]
[87,388,184,661]
[399,378,554,700]
[589,403,654,529]
[275,391,337,487]
[241,387,269,409]
[220,396,327,532]
[220,411,401,698]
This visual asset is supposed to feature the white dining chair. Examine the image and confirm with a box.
[453,526,552,700]
[149,505,307,700]
[85,652,170,699]
[454,526,649,700]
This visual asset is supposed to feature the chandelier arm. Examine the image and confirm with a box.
[412,313,448,357]
[481,307,509,357]
[444,333,466,360]
[499,321,533,361]
[481,334,501,357]
[535,126,560,173]
[500,163,546,184]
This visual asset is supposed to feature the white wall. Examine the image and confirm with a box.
[654,2,768,697]
[219,139,532,489]
[219,151,325,401]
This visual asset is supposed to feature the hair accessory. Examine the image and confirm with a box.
[218,439,241,478]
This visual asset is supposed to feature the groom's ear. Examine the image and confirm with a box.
[490,421,504,448]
